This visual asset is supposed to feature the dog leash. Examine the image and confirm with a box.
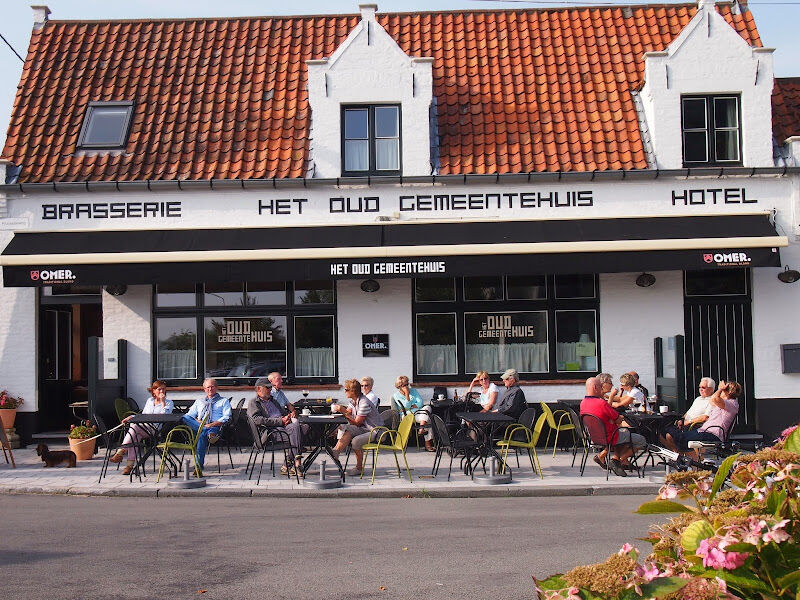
[72,422,125,444]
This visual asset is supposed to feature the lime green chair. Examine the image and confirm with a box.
[156,413,208,482]
[361,413,415,484]
[496,413,546,478]
[540,402,576,457]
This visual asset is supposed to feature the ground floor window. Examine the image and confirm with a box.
[413,276,598,380]
[153,282,337,384]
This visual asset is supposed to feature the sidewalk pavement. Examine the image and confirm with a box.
[0,442,666,498]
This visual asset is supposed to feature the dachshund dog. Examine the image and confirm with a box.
[36,443,77,468]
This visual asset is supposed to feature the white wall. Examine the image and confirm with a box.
[640,4,775,169]
[307,5,433,178]
[336,277,413,404]
[102,285,152,406]
[752,175,800,398]
[0,229,36,413]
[599,271,685,395]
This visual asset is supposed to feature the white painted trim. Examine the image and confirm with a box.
[0,235,787,266]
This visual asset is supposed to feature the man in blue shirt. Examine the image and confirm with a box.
[182,378,231,474]
[267,371,291,410]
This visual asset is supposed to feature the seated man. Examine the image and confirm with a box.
[580,377,647,477]
[181,378,231,474]
[247,377,309,475]
[661,380,740,452]
[629,371,649,399]
[493,369,527,420]
[675,377,716,429]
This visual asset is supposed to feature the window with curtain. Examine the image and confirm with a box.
[413,275,599,381]
[153,282,336,384]
[341,104,401,176]
[681,94,741,167]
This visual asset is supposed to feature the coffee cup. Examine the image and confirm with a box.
[331,403,338,413]
[437,394,445,401]
[659,405,669,414]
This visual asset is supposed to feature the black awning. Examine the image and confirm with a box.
[1,213,785,286]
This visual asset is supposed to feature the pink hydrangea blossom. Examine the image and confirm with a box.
[696,538,749,570]
[618,543,635,555]
[659,485,679,499]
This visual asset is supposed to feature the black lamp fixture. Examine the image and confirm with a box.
[635,272,656,288]
[777,266,800,284]
[103,284,128,296]
[360,279,380,293]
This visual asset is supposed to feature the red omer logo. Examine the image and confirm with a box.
[30,270,40,280]
[703,254,714,264]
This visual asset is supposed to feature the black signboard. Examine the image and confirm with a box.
[362,334,390,357]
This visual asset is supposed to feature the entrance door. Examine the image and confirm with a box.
[683,269,755,429]
[39,296,102,431]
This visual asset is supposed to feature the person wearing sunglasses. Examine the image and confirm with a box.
[465,370,498,412]
[360,376,379,408]
[661,379,741,452]
[675,377,716,429]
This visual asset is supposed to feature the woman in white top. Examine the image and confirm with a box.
[609,373,644,412]
[109,380,174,474]
[466,370,498,412]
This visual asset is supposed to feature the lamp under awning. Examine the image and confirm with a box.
[1,213,786,287]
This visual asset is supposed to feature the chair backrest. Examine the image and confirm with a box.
[517,407,537,430]
[126,397,140,413]
[393,413,416,448]
[531,413,547,444]
[580,413,611,447]
[381,408,401,430]
[114,398,130,422]
[431,414,452,450]
[566,407,586,444]
[539,402,557,428]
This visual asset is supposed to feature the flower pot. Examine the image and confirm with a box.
[0,408,16,429]
[69,437,96,461]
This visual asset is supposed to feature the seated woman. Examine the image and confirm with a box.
[598,372,614,400]
[110,380,174,475]
[391,375,435,451]
[332,379,385,474]
[465,370,498,412]
[608,373,643,412]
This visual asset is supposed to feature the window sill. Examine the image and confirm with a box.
[167,383,342,392]
[412,379,585,387]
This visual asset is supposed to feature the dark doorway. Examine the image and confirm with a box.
[683,269,755,429]
[39,289,102,432]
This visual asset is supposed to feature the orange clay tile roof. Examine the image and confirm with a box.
[773,78,800,144]
[2,5,763,183]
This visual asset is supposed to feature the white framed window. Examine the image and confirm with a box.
[77,101,134,149]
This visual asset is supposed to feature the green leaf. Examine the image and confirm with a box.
[766,488,788,517]
[709,452,740,502]
[639,577,689,598]
[636,500,695,514]
[784,427,800,453]
[777,570,800,590]
[713,567,774,594]
[681,519,715,553]
[533,574,568,592]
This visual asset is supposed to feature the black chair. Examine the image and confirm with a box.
[430,414,480,481]
[125,397,140,413]
[565,407,590,474]
[580,413,641,480]
[95,414,145,483]
[244,415,298,484]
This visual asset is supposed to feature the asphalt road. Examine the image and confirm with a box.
[2,494,659,600]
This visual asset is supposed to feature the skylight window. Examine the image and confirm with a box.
[77,101,134,149]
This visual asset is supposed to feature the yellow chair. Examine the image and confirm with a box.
[540,402,576,457]
[361,413,415,484]
[156,413,208,482]
[496,413,546,478]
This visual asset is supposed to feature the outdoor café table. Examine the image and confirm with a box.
[455,411,514,474]
[297,414,348,481]
[623,411,680,445]
[294,399,336,414]
[128,412,185,475]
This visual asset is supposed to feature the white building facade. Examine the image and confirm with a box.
[1,2,799,442]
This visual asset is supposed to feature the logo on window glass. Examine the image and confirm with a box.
[478,315,535,339]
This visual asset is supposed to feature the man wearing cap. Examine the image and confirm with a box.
[247,376,308,475]
[493,369,527,419]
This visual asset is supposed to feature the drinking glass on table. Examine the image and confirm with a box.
[302,389,310,400]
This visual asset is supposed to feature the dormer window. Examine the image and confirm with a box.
[77,101,134,149]
[681,95,741,167]
[342,105,401,176]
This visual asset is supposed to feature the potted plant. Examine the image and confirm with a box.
[0,390,23,429]
[68,420,98,460]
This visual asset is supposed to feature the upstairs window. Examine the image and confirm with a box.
[681,95,741,167]
[78,101,134,149]
[342,105,401,176]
